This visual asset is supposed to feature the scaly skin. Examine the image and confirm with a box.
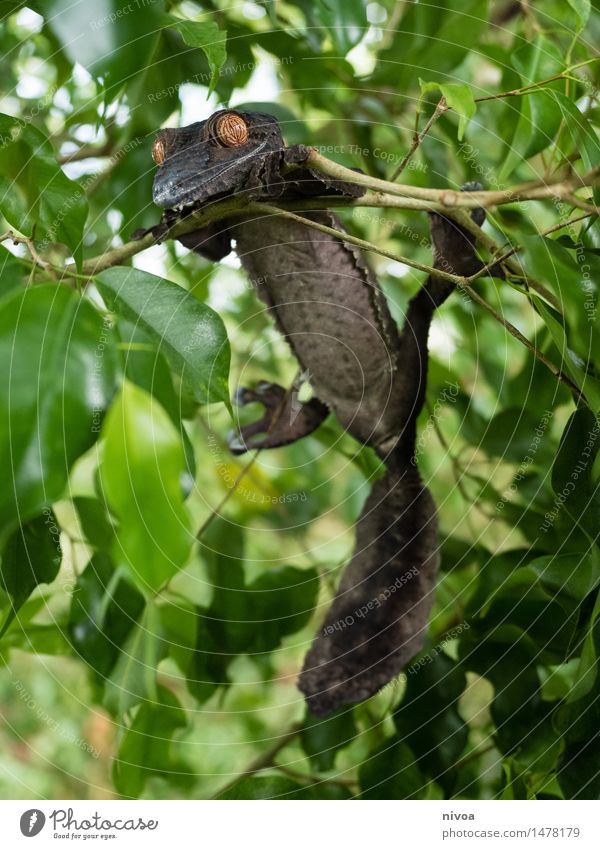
[151,109,485,713]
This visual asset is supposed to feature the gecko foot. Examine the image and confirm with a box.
[228,380,328,454]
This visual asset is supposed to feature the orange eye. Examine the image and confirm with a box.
[152,137,165,166]
[215,113,249,147]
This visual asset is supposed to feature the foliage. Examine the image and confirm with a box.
[0,0,599,801]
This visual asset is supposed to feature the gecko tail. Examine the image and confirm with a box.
[298,460,439,715]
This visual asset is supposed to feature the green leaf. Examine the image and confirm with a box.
[218,776,316,800]
[567,0,591,28]
[566,585,600,702]
[520,235,600,366]
[186,608,229,704]
[99,381,194,593]
[558,734,600,799]
[113,685,188,798]
[374,0,488,91]
[314,0,366,55]
[68,554,145,680]
[115,320,196,487]
[359,738,425,799]
[530,295,600,411]
[72,497,116,552]
[0,285,118,544]
[0,622,71,655]
[460,630,550,756]
[40,0,163,97]
[394,653,468,791]
[0,115,88,266]
[420,80,476,140]
[301,708,357,772]
[200,520,249,655]
[0,246,26,300]
[0,511,62,633]
[479,407,553,464]
[549,90,600,175]
[159,599,198,679]
[529,552,600,602]
[103,601,166,717]
[551,409,600,543]
[165,17,227,97]
[249,565,320,649]
[96,268,230,406]
[503,37,564,170]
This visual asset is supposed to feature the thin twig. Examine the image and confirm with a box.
[391,97,448,180]
[212,722,303,799]
[562,194,600,215]
[427,403,496,521]
[466,211,593,283]
[57,141,115,165]
[461,280,584,401]
[194,453,261,542]
[247,203,461,283]
[194,373,300,542]
[391,63,600,183]
[0,230,57,280]
[277,764,359,789]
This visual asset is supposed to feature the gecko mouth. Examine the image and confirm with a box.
[152,139,271,209]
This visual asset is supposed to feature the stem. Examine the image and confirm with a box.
[59,155,599,280]
[57,141,115,165]
[277,764,358,790]
[461,281,584,401]
[213,722,303,799]
[194,373,300,543]
[194,452,261,542]
[305,148,600,207]
[1,230,57,280]
[391,97,447,180]
[467,212,593,282]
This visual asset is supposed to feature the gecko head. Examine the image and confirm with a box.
[151,109,284,210]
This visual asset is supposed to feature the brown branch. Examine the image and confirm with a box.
[60,153,599,281]
[212,722,303,799]
[57,141,115,165]
[0,230,57,280]
[305,148,600,208]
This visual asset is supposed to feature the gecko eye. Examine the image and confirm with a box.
[208,112,249,147]
[152,137,165,166]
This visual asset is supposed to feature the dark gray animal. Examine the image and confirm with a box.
[151,109,485,714]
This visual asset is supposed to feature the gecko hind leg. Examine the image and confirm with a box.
[227,380,329,455]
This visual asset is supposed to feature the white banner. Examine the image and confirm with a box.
[0,800,597,848]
